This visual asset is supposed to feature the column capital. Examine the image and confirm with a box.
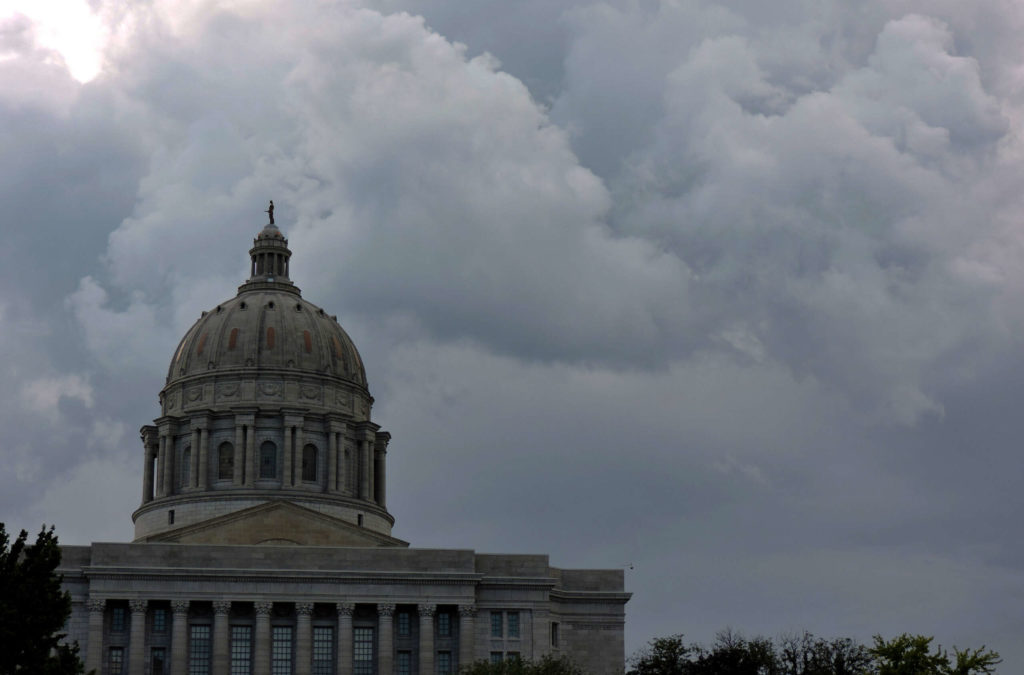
[296,602,314,617]
[255,601,274,617]
[171,599,190,615]
[378,603,396,617]
[87,599,106,613]
[417,604,436,617]
[337,602,355,617]
[458,604,477,617]
[129,599,148,613]
[213,600,232,615]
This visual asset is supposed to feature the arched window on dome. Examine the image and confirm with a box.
[181,446,191,488]
[260,441,277,479]
[302,444,318,482]
[218,441,234,480]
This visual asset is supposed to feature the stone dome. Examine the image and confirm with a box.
[133,216,401,547]
[165,290,367,391]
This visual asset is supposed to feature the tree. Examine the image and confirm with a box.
[870,634,1000,675]
[0,523,86,675]
[461,655,585,675]
[628,635,693,675]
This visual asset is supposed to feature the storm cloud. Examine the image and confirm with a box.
[2,0,1024,668]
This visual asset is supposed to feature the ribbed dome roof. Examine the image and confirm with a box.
[166,290,366,387]
[164,218,367,390]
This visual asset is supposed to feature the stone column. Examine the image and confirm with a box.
[143,446,155,503]
[283,425,294,487]
[198,427,210,489]
[234,424,245,485]
[295,424,304,485]
[328,431,338,492]
[160,435,173,497]
[367,440,375,502]
[358,440,369,500]
[84,599,105,675]
[170,600,190,675]
[337,603,354,675]
[128,600,148,675]
[418,605,435,675]
[458,605,476,668]
[243,416,256,487]
[374,441,387,508]
[254,601,273,675]
[213,600,231,675]
[378,604,395,675]
[191,428,201,488]
[296,602,314,675]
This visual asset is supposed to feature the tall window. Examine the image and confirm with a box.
[437,611,451,637]
[109,647,124,675]
[151,648,166,675]
[397,611,411,637]
[231,626,252,675]
[302,444,318,482]
[218,442,235,480]
[550,622,559,648]
[272,626,293,675]
[490,653,503,665]
[507,612,520,639]
[353,627,374,675]
[312,626,333,675]
[189,625,212,675]
[111,606,126,632]
[181,447,191,487]
[397,651,412,675]
[437,651,452,675]
[152,607,168,633]
[260,441,277,479]
[490,612,502,638]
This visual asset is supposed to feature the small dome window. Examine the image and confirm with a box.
[295,303,302,311]
[240,301,247,310]
[268,301,275,309]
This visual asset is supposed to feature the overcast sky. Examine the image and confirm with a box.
[2,0,1024,667]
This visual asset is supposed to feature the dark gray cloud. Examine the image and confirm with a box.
[3,0,1024,669]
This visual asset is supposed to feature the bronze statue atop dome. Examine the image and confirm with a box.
[266,200,274,225]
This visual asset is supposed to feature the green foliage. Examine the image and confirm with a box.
[0,523,86,675]
[630,630,1001,675]
[869,634,1000,675]
[461,655,585,675]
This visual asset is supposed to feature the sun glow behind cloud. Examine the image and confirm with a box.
[1,0,107,81]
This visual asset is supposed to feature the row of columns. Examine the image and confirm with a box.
[85,598,474,675]
[141,422,389,508]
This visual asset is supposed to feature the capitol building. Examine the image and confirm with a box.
[59,219,629,675]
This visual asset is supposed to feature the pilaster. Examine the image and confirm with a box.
[337,603,354,675]
[418,604,436,675]
[170,600,190,675]
[85,598,105,675]
[378,604,395,675]
[296,602,314,675]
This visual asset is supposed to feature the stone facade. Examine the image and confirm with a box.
[60,220,629,675]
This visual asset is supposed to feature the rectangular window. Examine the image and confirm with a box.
[231,626,252,675]
[312,626,333,675]
[272,626,293,675]
[189,625,212,675]
[507,653,520,662]
[490,612,502,638]
[109,647,124,675]
[397,611,411,637]
[152,607,168,633]
[397,651,412,675]
[507,612,519,639]
[437,611,451,637]
[353,627,374,675]
[111,606,127,632]
[437,651,452,675]
[490,653,503,665]
[551,622,559,648]
[151,647,167,675]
